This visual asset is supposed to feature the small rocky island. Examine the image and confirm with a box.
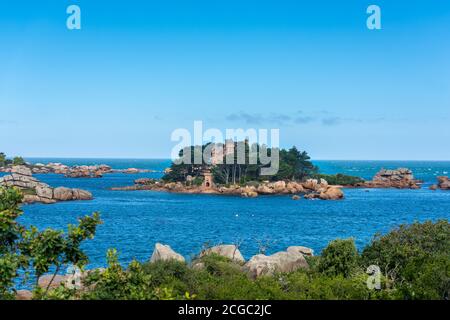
[0,166,93,204]
[112,176,345,200]
[356,168,422,189]
[111,142,348,200]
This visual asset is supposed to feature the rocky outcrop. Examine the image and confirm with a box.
[436,176,450,190]
[319,186,344,200]
[240,186,258,198]
[287,246,314,257]
[15,289,33,300]
[243,248,309,279]
[286,181,304,194]
[0,166,93,204]
[150,243,185,263]
[1,162,154,177]
[302,179,344,200]
[357,168,422,189]
[65,165,112,178]
[38,274,68,290]
[112,177,345,200]
[431,176,450,190]
[199,245,245,263]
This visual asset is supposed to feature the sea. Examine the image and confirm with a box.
[2,158,450,268]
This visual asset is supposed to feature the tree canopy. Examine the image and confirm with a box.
[0,187,101,299]
[162,142,317,185]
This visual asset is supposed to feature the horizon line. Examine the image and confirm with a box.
[20,156,450,162]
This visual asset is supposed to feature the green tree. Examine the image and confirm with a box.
[0,186,102,299]
[271,147,317,181]
[0,153,6,167]
[12,157,25,166]
[361,220,450,299]
[317,238,359,278]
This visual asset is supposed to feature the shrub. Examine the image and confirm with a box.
[313,173,364,186]
[12,157,25,166]
[192,177,203,186]
[0,186,101,299]
[361,220,450,299]
[317,239,359,278]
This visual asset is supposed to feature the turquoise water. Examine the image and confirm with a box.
[4,159,450,268]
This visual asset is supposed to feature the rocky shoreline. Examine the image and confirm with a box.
[110,167,444,199]
[112,177,345,200]
[0,162,154,178]
[0,166,93,204]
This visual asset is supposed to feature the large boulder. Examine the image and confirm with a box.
[35,184,53,199]
[287,246,314,256]
[200,245,245,263]
[53,187,74,201]
[15,290,33,300]
[241,186,258,198]
[243,249,309,279]
[304,193,320,199]
[286,182,304,194]
[303,179,318,191]
[11,165,32,176]
[38,274,68,290]
[257,184,274,194]
[272,181,287,193]
[23,195,56,204]
[150,243,185,263]
[72,189,93,200]
[319,178,329,188]
[437,176,450,190]
[319,186,344,200]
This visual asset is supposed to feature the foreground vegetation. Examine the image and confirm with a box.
[0,186,448,300]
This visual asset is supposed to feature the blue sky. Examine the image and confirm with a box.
[0,0,449,159]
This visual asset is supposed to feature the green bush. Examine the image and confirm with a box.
[12,157,25,166]
[313,173,364,186]
[192,177,203,186]
[317,239,359,278]
[0,153,6,167]
[361,220,450,299]
[0,186,101,299]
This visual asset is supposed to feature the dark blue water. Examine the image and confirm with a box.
[4,159,450,268]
